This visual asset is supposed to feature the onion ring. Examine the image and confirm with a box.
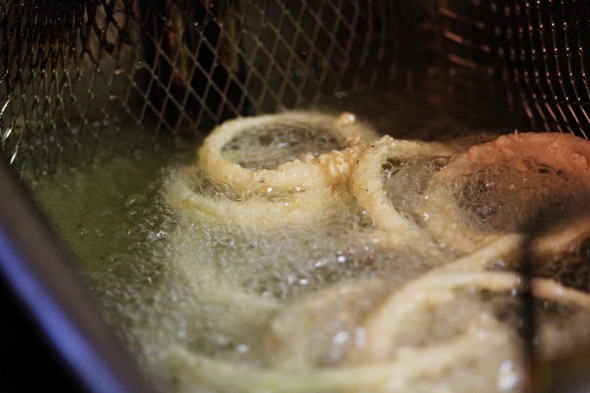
[420,132,590,253]
[359,233,590,362]
[265,279,389,369]
[166,328,513,393]
[359,234,522,362]
[161,123,590,392]
[350,135,453,243]
[165,165,336,231]
[198,111,379,195]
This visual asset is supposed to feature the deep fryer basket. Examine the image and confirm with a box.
[1,1,590,392]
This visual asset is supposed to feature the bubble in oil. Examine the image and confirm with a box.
[458,159,587,233]
[382,155,449,223]
[221,120,346,170]
[32,125,590,393]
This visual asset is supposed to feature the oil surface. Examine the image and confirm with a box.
[24,120,590,393]
[26,127,196,386]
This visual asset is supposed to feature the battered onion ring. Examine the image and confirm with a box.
[172,236,280,341]
[165,165,336,230]
[421,132,590,253]
[359,234,522,362]
[163,123,590,392]
[198,111,379,195]
[360,234,590,362]
[166,328,512,393]
[350,135,453,243]
[265,278,389,369]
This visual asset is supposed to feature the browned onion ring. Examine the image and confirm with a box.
[420,132,590,253]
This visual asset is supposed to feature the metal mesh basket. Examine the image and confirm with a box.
[0,0,398,172]
[2,1,590,392]
[496,0,590,138]
[5,1,590,172]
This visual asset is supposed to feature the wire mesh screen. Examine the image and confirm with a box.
[495,0,590,138]
[4,0,590,171]
[3,2,590,391]
[398,0,590,139]
[0,0,397,172]
[403,0,519,133]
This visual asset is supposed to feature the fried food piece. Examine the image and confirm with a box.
[421,132,590,253]
[199,111,379,196]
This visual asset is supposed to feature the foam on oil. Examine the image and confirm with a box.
[26,125,590,393]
